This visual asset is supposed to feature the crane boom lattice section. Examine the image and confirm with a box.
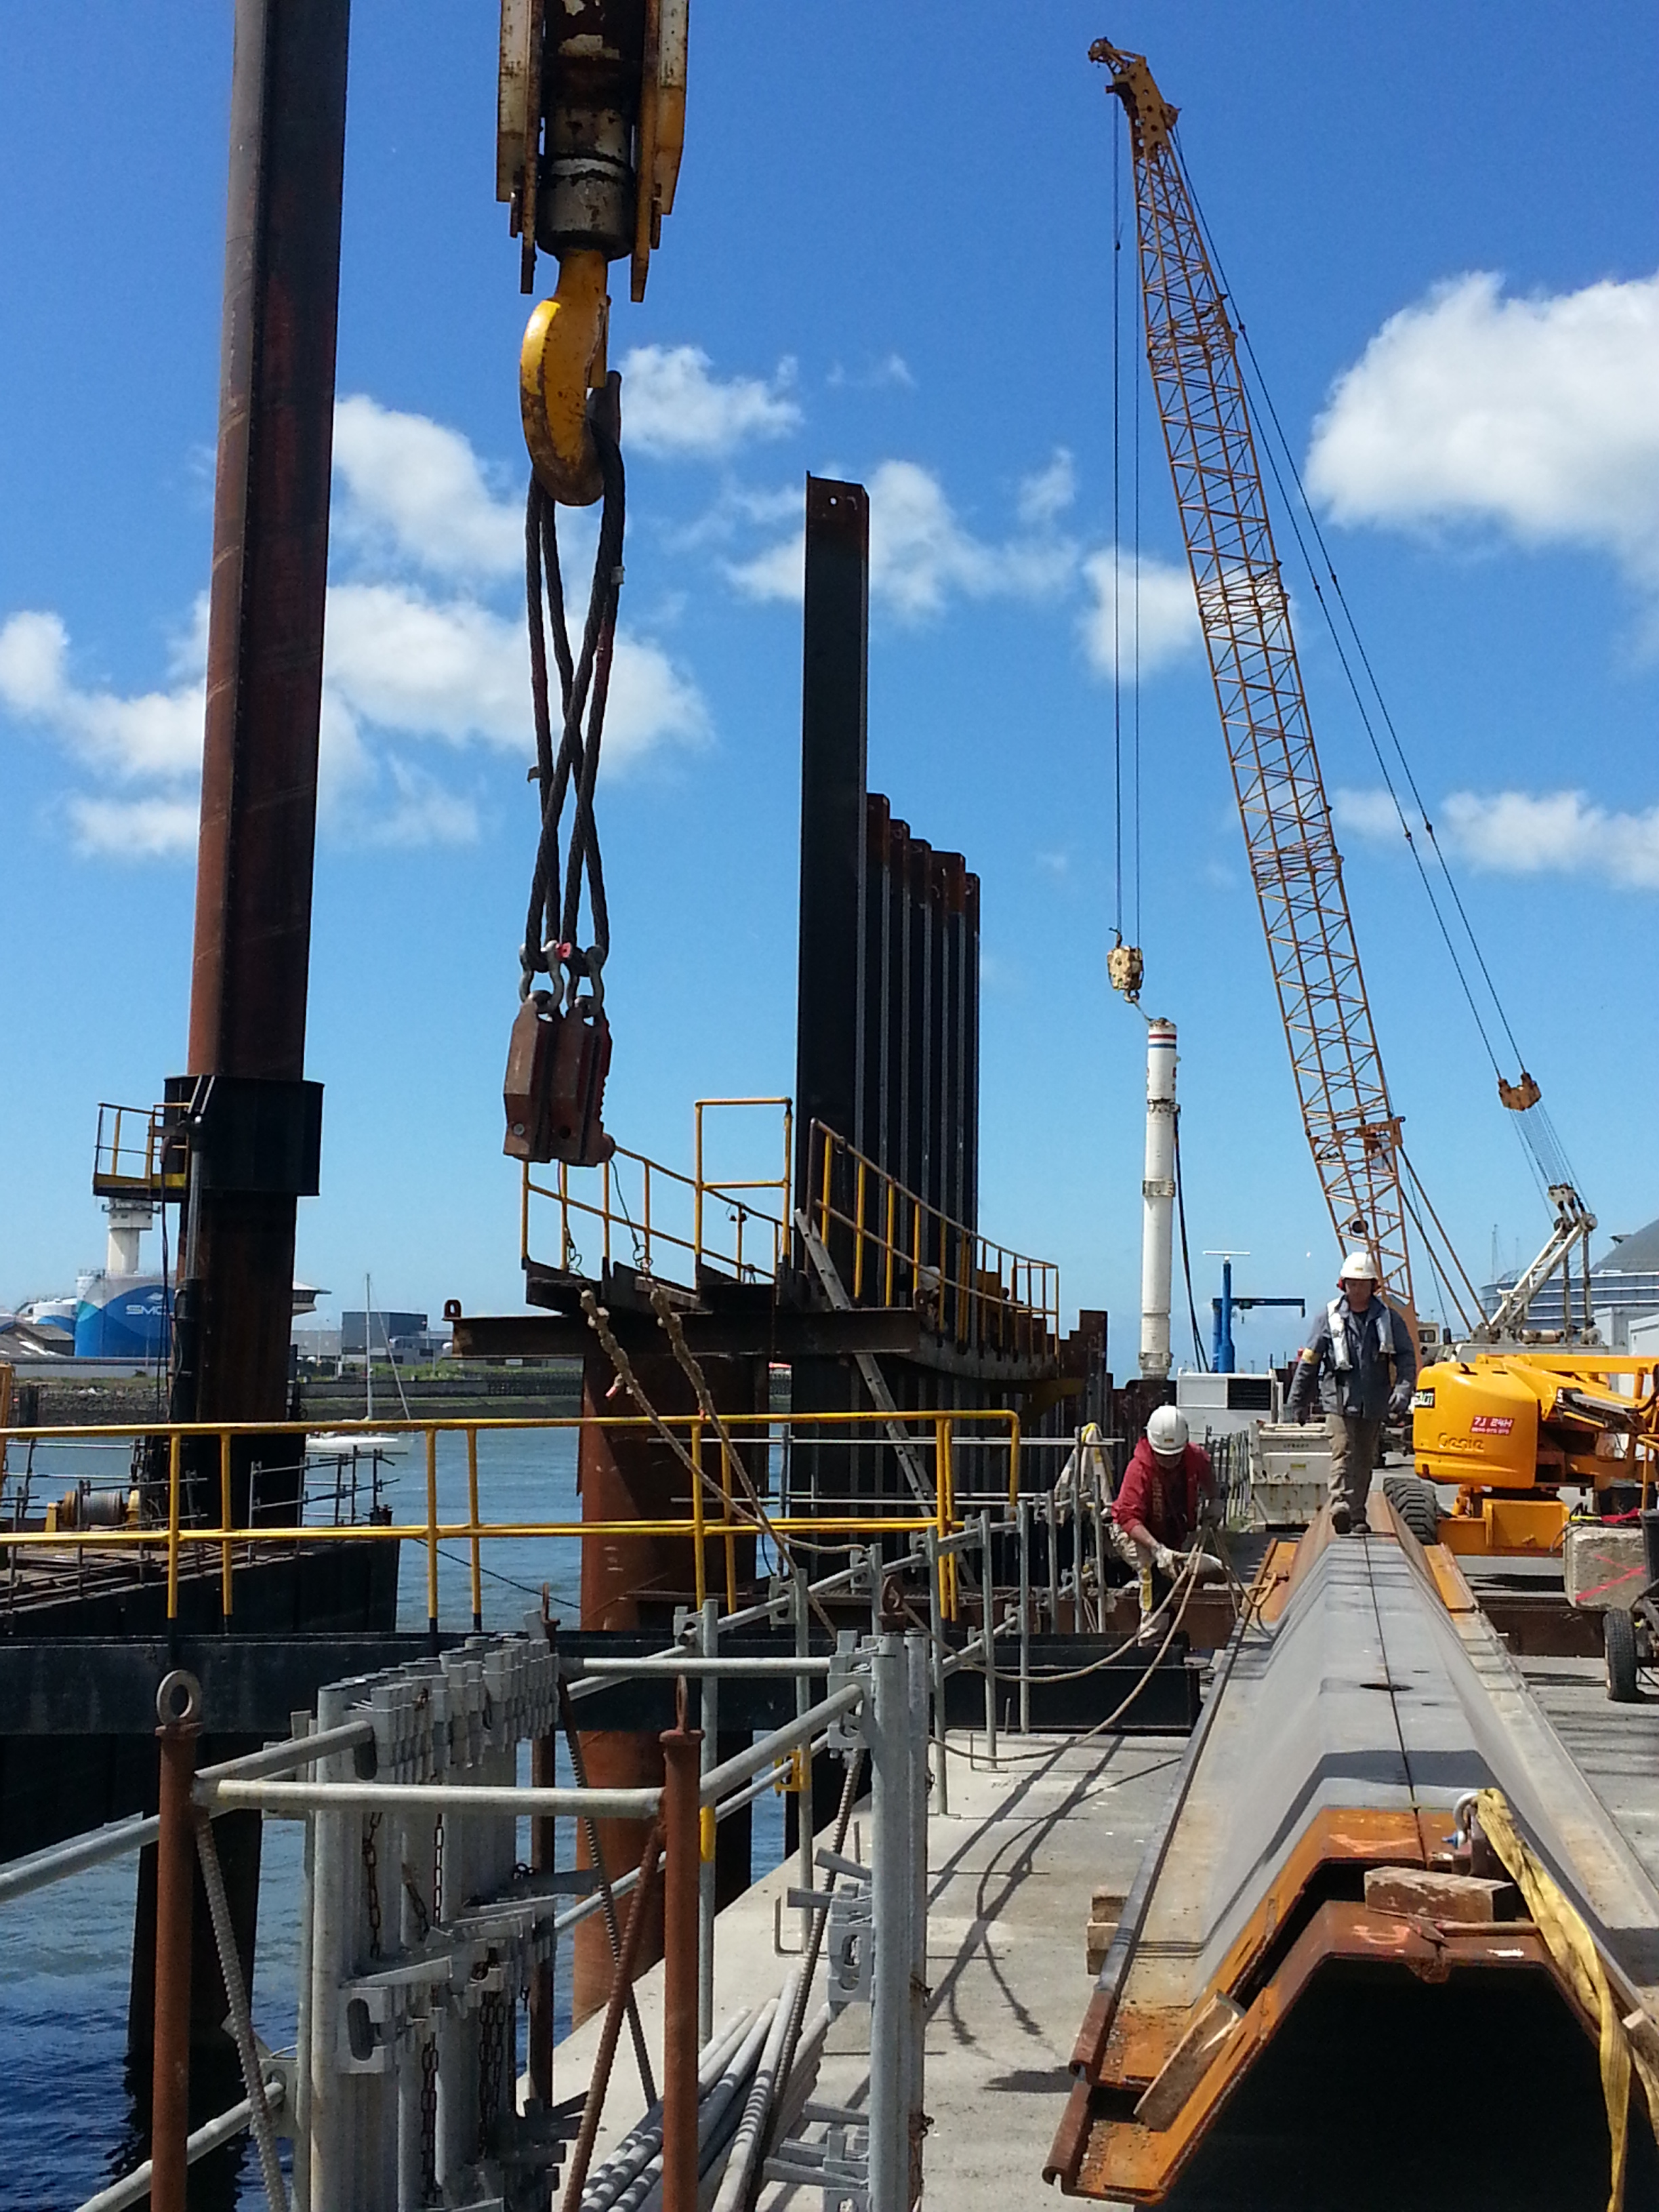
[1102,43,1414,1314]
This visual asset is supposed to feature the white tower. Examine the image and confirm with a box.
[105,1197,155,1275]
[1139,1018,1178,1380]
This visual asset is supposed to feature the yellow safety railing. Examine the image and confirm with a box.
[0,1407,1019,1630]
[523,1099,792,1287]
[808,1120,1061,1358]
[92,1099,186,1198]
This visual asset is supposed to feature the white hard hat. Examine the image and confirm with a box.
[1339,1250,1379,1282]
[1147,1406,1189,1455]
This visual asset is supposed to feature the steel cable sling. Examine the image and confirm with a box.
[504,422,626,1168]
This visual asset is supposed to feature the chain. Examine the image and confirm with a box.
[419,2032,439,2201]
[433,1813,445,1921]
[401,1860,432,1942]
[363,1811,384,1959]
[478,1987,509,2150]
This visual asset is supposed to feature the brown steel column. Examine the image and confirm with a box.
[573,1348,759,2020]
[150,1682,201,2212]
[176,0,349,1511]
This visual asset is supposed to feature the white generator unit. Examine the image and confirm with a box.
[1247,1420,1330,1530]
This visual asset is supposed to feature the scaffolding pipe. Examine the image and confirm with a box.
[74,2076,287,2212]
[661,1723,703,2212]
[867,1636,911,2212]
[197,1779,662,1818]
[699,1595,719,2047]
[0,1718,375,1903]
[697,1685,863,1806]
[926,1529,950,1818]
[980,1509,998,1765]
[1019,1493,1033,1733]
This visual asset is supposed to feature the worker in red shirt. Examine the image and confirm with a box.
[1112,1406,1216,1637]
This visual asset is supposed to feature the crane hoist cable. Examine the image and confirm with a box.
[495,0,688,1170]
[1173,157,1578,1208]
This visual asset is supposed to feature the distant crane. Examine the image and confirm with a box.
[1092,37,1601,1351]
[1093,37,1423,1328]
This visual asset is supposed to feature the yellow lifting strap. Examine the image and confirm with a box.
[1476,1787,1659,2211]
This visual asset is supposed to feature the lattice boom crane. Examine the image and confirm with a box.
[1094,37,1419,1324]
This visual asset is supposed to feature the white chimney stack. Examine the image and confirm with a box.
[1139,1018,1178,1380]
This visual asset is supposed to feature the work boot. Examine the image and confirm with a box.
[1331,1503,1351,1537]
[1352,1514,1371,1537]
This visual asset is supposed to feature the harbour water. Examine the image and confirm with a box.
[0,1425,783,2209]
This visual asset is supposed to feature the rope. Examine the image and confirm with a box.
[521,426,626,1013]
[194,1813,288,2211]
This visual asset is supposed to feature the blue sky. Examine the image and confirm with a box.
[5,2,1659,1370]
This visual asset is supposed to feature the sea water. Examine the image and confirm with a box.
[0,1426,784,2209]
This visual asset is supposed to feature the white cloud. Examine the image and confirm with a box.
[1442,788,1659,889]
[3,474,708,863]
[0,609,203,781]
[827,353,916,392]
[1307,269,1659,586]
[619,345,801,459]
[333,394,522,577]
[729,457,1077,621]
[1331,787,1408,843]
[1019,449,1076,527]
[371,759,480,848]
[1078,548,1200,676]
[1332,781,1659,891]
[67,794,200,860]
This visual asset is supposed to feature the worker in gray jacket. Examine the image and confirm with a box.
[1286,1250,1417,1536]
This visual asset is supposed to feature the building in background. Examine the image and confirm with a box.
[1479,1214,1659,1336]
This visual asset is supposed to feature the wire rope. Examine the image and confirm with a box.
[1111,110,1125,943]
[1172,136,1576,1205]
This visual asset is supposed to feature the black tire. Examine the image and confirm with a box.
[1605,1607,1640,1704]
[1382,1473,1439,1547]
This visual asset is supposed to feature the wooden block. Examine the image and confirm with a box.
[1133,1992,1246,2129]
[1092,1885,1128,1921]
[1085,1919,1119,1975]
[1364,1866,1516,1923]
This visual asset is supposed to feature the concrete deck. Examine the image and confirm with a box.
[549,1729,1187,2205]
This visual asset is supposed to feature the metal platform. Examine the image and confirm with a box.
[1048,1503,1659,2204]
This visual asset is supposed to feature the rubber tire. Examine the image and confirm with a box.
[1382,1473,1439,1548]
[1605,1606,1640,1705]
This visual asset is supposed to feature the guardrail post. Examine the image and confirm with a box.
[1092,1457,1110,1636]
[979,1509,998,1766]
[151,1671,201,2212]
[698,1596,719,2046]
[869,1635,910,2212]
[924,1529,949,1819]
[793,1565,814,1950]
[661,1719,702,2212]
[906,1629,930,2209]
[1046,1474,1060,1634]
[1018,1494,1032,1734]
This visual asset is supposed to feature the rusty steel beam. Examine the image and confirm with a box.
[1048,1500,1659,2201]
[175,0,348,1515]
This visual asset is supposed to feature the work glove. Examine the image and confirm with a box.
[1152,1543,1182,1578]
[1389,1385,1414,1422]
[1291,1400,1311,1427]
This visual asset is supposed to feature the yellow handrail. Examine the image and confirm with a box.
[2,1406,1025,1626]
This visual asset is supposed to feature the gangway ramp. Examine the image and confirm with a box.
[1048,1506,1659,2206]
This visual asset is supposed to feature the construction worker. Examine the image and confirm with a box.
[1112,1406,1216,1638]
[1287,1250,1417,1535]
